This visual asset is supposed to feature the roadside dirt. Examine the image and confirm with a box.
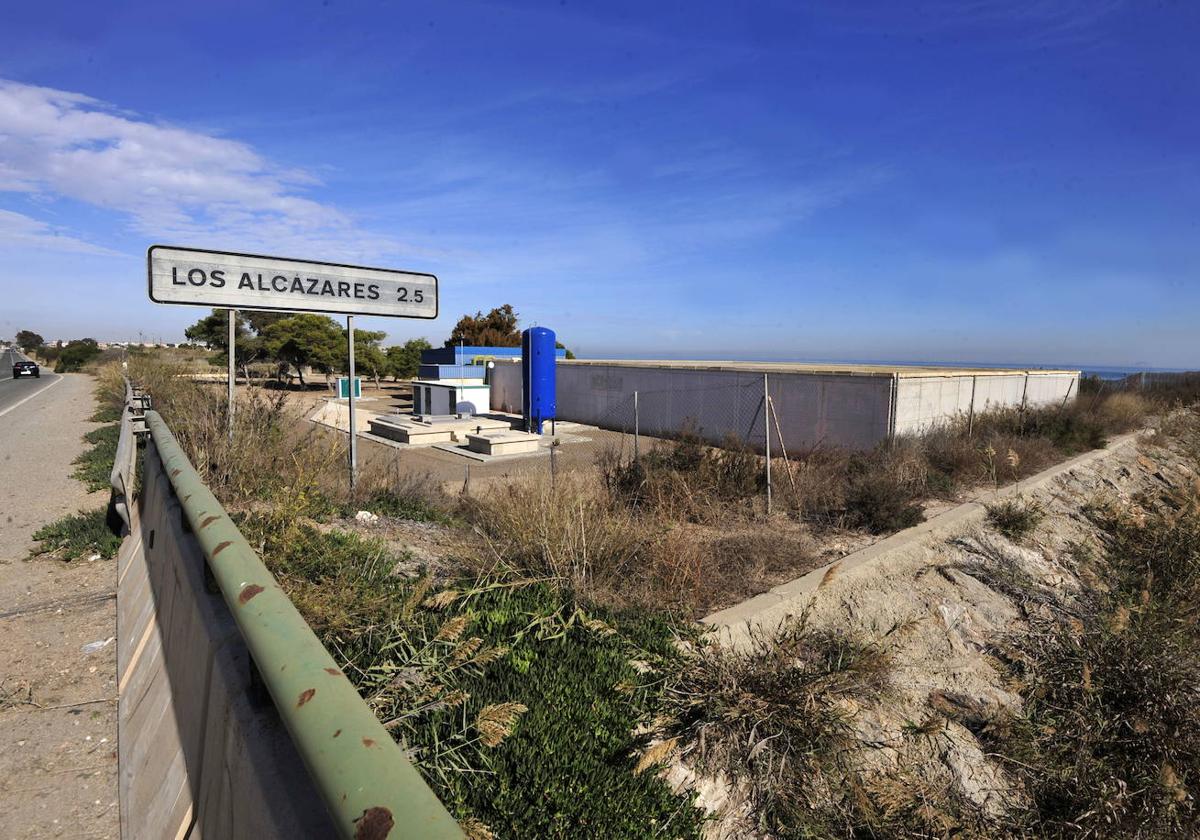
[686,421,1198,838]
[0,374,119,840]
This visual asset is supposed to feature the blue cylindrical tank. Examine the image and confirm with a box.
[521,327,556,434]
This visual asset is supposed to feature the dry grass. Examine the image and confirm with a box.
[462,472,825,615]
[597,429,763,524]
[107,357,452,521]
[1098,392,1152,431]
[657,611,894,835]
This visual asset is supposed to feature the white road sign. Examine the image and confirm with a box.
[147,245,438,319]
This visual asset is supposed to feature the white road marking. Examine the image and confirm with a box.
[0,375,63,418]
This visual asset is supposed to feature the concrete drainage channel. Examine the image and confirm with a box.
[113,385,462,839]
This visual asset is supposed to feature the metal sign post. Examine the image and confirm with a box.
[347,315,357,493]
[227,309,236,443]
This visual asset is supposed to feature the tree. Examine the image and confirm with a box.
[444,306,574,357]
[386,338,431,381]
[555,341,576,360]
[184,310,265,382]
[346,328,387,388]
[15,330,43,353]
[245,311,288,334]
[54,339,101,373]
[446,304,520,347]
[261,314,344,386]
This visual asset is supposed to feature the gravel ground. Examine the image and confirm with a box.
[0,373,119,840]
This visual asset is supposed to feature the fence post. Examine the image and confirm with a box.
[764,374,772,516]
[967,375,977,437]
[633,390,640,462]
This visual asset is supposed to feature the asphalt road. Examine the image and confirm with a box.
[0,348,62,416]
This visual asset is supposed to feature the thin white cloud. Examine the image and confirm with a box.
[0,79,416,261]
[821,0,1126,49]
[0,208,122,256]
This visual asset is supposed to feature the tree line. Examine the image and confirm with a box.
[12,304,570,383]
[182,311,430,387]
[14,330,102,373]
[182,303,571,386]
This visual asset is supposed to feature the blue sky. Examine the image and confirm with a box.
[0,1,1196,367]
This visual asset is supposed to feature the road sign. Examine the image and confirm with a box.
[147,245,438,319]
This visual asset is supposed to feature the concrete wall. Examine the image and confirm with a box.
[490,361,894,450]
[489,359,522,414]
[893,372,1079,437]
[118,441,333,839]
[491,361,1080,450]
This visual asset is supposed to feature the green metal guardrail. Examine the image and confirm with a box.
[144,410,463,840]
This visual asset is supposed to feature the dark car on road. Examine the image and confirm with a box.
[12,360,40,379]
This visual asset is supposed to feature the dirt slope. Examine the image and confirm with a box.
[688,422,1196,837]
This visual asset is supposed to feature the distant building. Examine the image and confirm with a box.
[418,344,566,380]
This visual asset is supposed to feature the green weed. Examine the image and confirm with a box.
[250,519,705,838]
[31,509,121,560]
[72,423,119,491]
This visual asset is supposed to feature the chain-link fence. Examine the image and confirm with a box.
[1082,370,1200,401]
[535,376,794,516]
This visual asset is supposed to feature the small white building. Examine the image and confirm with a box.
[412,379,491,418]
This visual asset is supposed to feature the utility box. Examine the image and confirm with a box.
[411,380,490,418]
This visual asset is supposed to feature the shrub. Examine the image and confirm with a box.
[922,426,980,491]
[464,474,647,590]
[598,429,763,523]
[776,447,851,523]
[53,338,101,372]
[660,613,891,835]
[705,530,821,607]
[348,468,451,524]
[844,471,925,534]
[983,484,1200,837]
[1098,392,1152,432]
[994,604,1200,838]
[985,497,1045,542]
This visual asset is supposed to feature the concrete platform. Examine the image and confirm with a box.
[367,414,515,445]
[466,430,541,456]
[368,418,454,444]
